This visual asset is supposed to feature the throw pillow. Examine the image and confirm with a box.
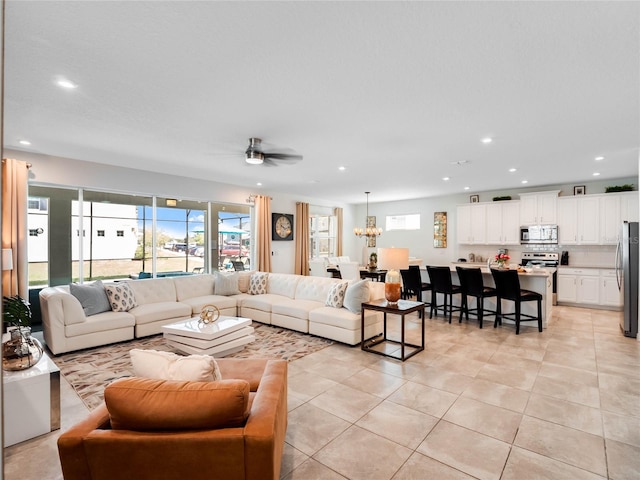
[214,271,241,296]
[248,272,268,295]
[343,279,370,313]
[105,377,250,431]
[130,349,222,382]
[104,283,137,312]
[69,279,111,316]
[326,282,348,308]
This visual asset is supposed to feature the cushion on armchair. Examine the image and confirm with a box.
[104,377,250,431]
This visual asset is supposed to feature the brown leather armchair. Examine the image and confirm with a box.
[58,358,288,480]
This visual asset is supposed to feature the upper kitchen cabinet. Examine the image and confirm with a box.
[519,191,559,225]
[485,201,520,245]
[457,203,487,244]
[600,191,639,244]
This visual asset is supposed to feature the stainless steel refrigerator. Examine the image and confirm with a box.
[617,221,638,337]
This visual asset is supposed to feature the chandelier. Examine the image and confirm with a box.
[354,192,382,238]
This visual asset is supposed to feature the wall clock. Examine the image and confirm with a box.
[272,213,294,241]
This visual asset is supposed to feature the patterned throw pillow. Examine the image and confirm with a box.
[326,282,348,308]
[248,272,269,295]
[104,283,138,312]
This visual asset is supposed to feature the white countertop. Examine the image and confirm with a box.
[450,262,556,277]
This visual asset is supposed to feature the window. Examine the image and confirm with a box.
[116,230,124,237]
[386,214,420,231]
[309,213,336,259]
[97,230,105,237]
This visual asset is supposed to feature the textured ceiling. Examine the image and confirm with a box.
[4,1,639,204]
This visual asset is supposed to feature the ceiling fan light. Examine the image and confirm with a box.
[245,151,264,165]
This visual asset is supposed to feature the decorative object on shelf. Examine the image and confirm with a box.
[433,212,447,248]
[378,247,409,305]
[494,252,511,269]
[272,213,294,241]
[368,252,378,270]
[2,295,43,371]
[198,304,221,325]
[492,196,512,201]
[605,184,634,193]
[354,192,382,247]
[470,195,479,203]
[573,185,585,195]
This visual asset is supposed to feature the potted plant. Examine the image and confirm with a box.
[368,252,378,270]
[2,295,42,371]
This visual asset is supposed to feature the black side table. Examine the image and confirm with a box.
[361,299,425,361]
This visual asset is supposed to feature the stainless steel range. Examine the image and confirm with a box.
[521,252,559,267]
[521,252,559,305]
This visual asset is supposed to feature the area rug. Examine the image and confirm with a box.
[51,322,332,410]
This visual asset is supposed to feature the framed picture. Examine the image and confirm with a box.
[433,212,447,248]
[470,195,479,203]
[574,185,586,196]
[366,216,376,228]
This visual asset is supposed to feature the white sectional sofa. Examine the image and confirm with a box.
[39,272,385,355]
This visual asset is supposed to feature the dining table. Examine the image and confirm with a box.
[326,266,387,282]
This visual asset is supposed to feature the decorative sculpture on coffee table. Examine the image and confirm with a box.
[198,304,221,325]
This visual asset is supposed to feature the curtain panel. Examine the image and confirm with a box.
[294,202,309,275]
[254,195,272,272]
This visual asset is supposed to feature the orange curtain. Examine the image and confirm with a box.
[254,195,272,272]
[334,207,343,256]
[2,159,30,298]
[294,202,309,275]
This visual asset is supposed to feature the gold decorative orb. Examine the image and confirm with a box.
[198,305,220,325]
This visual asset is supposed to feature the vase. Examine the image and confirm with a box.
[2,327,43,371]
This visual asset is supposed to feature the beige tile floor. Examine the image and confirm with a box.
[4,305,640,480]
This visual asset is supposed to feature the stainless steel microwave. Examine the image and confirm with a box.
[520,225,558,244]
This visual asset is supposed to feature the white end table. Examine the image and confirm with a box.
[162,316,255,356]
[3,352,61,446]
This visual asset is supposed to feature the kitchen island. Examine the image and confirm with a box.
[438,263,556,329]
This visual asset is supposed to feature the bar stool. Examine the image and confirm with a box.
[455,266,497,328]
[490,268,543,334]
[400,266,431,318]
[426,266,462,323]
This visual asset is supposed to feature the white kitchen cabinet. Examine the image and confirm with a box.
[557,268,600,306]
[620,191,639,222]
[599,191,639,244]
[485,201,520,245]
[457,204,486,244]
[557,196,599,245]
[519,191,559,224]
[600,269,622,308]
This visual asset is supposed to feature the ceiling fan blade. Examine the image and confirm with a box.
[263,153,303,162]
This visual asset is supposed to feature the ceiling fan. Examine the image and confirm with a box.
[244,138,303,166]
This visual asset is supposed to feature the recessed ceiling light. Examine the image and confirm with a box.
[442,177,450,181]
[595,156,604,161]
[509,168,517,173]
[56,78,78,89]
[338,166,346,171]
[521,180,528,184]
[464,186,470,190]
[19,140,31,146]
[593,172,600,176]
[256,182,262,186]
[481,137,493,144]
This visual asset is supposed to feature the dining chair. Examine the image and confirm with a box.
[338,261,361,281]
[426,266,462,323]
[232,261,246,271]
[490,268,542,334]
[456,266,497,328]
[309,258,331,277]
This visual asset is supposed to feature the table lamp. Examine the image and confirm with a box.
[377,247,409,304]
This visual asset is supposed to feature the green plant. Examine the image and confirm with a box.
[492,196,512,201]
[2,295,32,329]
[605,184,634,193]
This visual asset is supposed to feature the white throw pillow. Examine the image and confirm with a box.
[326,282,348,308]
[130,349,222,382]
[343,279,370,314]
[214,271,241,296]
[249,272,268,295]
[104,283,138,312]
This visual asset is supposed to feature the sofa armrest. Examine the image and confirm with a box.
[58,404,112,480]
[243,359,288,480]
[40,287,88,355]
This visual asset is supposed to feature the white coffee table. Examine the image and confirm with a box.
[162,316,255,357]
